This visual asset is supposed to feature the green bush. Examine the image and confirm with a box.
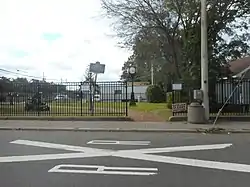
[146,85,166,103]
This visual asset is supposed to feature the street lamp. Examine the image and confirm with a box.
[128,66,136,106]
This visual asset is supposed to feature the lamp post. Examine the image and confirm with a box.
[128,66,136,106]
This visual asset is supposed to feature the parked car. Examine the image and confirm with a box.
[54,94,68,101]
[93,94,101,102]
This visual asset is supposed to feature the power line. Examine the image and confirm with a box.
[0,68,42,79]
[0,68,59,81]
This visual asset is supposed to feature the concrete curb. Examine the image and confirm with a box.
[0,127,198,133]
[169,115,250,122]
[0,127,250,133]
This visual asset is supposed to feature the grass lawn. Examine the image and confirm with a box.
[0,101,174,120]
[129,102,172,120]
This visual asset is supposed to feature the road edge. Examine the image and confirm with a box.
[0,127,250,133]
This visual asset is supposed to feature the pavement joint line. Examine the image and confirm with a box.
[0,127,250,133]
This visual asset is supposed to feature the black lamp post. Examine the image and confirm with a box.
[128,66,136,106]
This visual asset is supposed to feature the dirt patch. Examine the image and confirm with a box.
[128,110,165,122]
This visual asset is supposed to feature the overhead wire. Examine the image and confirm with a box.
[0,68,60,81]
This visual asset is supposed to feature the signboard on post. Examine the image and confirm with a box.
[172,83,182,91]
[172,103,187,113]
[88,61,106,116]
[90,62,105,74]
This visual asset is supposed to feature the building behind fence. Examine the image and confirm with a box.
[172,78,250,116]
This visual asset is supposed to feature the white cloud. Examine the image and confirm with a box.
[0,0,131,82]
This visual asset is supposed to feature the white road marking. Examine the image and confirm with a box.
[87,140,151,146]
[48,164,158,176]
[0,152,112,163]
[6,139,250,174]
[121,143,233,154]
[11,139,110,153]
[115,152,250,173]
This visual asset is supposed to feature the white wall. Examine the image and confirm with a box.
[79,82,149,101]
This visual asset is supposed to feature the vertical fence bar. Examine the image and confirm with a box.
[37,83,40,116]
[80,82,83,116]
[125,81,128,116]
[172,91,174,116]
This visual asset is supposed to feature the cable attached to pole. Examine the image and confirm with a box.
[212,70,248,126]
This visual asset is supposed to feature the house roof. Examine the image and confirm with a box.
[229,57,250,74]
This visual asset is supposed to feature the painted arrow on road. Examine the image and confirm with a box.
[2,139,250,174]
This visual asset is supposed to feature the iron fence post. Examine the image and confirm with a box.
[172,91,174,116]
[80,82,83,116]
[37,83,40,116]
[125,81,128,116]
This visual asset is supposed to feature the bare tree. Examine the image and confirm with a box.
[101,0,183,79]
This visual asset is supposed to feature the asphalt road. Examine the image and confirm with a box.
[0,131,250,187]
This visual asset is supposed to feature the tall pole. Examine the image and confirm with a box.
[42,72,45,82]
[91,73,98,115]
[201,0,209,121]
[128,66,136,106]
[151,62,154,85]
[89,72,93,115]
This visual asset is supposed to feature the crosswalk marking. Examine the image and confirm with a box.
[3,139,248,174]
[48,164,158,176]
[87,140,151,146]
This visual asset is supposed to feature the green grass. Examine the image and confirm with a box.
[130,103,168,112]
[129,102,172,120]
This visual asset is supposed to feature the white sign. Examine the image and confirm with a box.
[87,140,151,146]
[172,83,182,90]
[48,164,158,176]
[2,139,250,174]
[80,83,90,91]
[172,103,187,112]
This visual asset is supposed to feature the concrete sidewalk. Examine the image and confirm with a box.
[0,120,250,133]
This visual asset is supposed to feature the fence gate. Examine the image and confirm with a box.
[171,90,188,116]
[0,81,128,117]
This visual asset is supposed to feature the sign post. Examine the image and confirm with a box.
[171,83,186,114]
[128,66,136,106]
[89,61,105,115]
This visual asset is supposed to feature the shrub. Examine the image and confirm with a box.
[146,85,165,103]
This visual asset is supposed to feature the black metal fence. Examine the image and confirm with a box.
[172,78,250,116]
[0,81,128,116]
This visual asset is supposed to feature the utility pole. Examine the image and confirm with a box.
[201,0,209,121]
[151,62,154,85]
[42,72,45,82]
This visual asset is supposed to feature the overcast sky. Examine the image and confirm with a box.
[0,0,131,82]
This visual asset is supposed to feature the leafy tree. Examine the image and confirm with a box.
[101,0,250,90]
[146,84,166,103]
[0,76,67,96]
